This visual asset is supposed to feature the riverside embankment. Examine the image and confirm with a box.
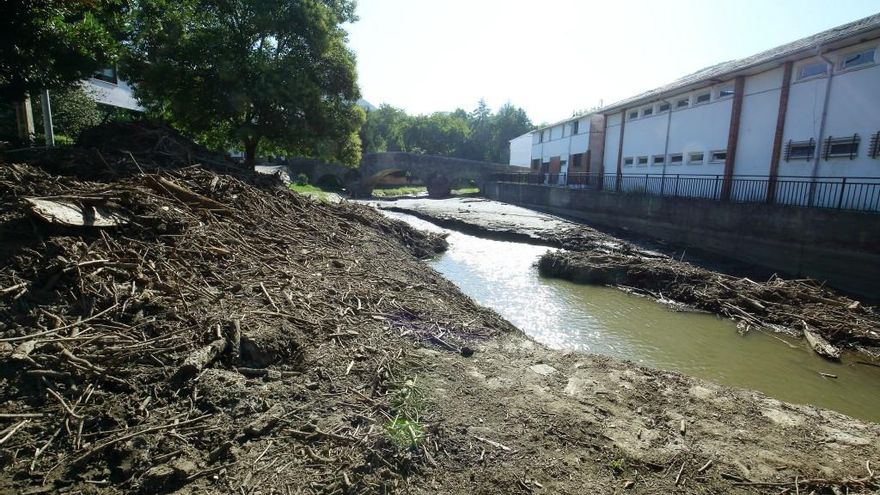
[1,126,878,494]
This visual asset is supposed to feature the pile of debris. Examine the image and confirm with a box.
[0,123,510,493]
[539,249,880,357]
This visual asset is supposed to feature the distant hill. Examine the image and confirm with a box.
[356,98,376,112]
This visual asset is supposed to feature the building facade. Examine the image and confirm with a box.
[508,131,533,167]
[83,67,142,111]
[517,13,880,208]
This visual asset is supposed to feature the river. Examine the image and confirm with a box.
[381,210,880,423]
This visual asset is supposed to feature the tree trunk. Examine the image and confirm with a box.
[243,138,259,170]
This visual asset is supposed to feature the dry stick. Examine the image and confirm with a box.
[70,414,211,466]
[0,420,29,445]
[0,303,119,343]
[674,461,686,486]
[260,282,280,312]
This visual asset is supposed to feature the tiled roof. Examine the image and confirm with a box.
[599,12,880,112]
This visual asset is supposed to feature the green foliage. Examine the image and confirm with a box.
[0,0,123,100]
[122,0,363,169]
[361,100,533,163]
[383,378,426,449]
[39,86,102,140]
[384,418,424,449]
[295,173,309,186]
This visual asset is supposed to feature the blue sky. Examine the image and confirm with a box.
[345,0,879,124]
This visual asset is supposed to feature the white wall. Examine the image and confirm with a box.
[83,77,142,111]
[509,133,533,166]
[614,83,734,190]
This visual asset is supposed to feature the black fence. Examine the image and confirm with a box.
[487,173,880,213]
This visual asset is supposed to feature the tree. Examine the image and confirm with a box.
[402,113,469,156]
[488,103,533,163]
[360,104,408,153]
[123,0,364,169]
[35,86,102,140]
[0,0,122,100]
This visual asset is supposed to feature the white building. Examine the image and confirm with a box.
[525,13,880,208]
[508,131,533,167]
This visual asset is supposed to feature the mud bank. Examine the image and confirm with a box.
[0,130,878,494]
[378,198,880,359]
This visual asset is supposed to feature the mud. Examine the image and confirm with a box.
[0,128,878,494]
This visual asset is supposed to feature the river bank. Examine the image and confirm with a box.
[374,198,880,359]
[1,126,878,494]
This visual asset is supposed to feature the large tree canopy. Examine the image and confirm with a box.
[123,0,364,168]
[0,0,122,100]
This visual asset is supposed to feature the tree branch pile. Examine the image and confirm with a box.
[0,122,511,493]
[539,248,880,355]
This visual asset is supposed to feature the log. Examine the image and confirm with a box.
[802,321,841,361]
[172,338,227,382]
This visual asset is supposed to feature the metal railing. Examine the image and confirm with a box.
[488,172,880,213]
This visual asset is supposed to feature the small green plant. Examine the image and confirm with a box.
[384,418,425,449]
[384,378,427,449]
[608,458,627,474]
[295,173,309,186]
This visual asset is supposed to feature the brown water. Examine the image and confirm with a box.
[384,211,880,423]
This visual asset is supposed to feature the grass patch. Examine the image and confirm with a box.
[289,183,326,194]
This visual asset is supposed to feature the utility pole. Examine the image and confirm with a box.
[14,95,35,142]
[40,89,55,146]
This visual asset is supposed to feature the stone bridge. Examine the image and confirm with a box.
[287,152,524,198]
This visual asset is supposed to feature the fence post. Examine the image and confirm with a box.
[837,177,847,209]
[714,175,720,200]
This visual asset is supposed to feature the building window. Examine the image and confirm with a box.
[709,150,727,163]
[642,107,653,117]
[658,102,670,113]
[531,159,541,170]
[688,152,704,165]
[676,97,689,109]
[637,156,648,166]
[623,157,634,166]
[652,155,665,166]
[570,153,584,168]
[784,139,816,161]
[841,48,875,70]
[93,67,118,84]
[798,62,828,80]
[669,153,683,165]
[628,110,639,120]
[572,120,580,134]
[822,135,860,160]
[870,131,880,159]
[695,93,711,104]
[718,86,734,98]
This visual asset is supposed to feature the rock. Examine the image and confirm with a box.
[529,364,557,376]
[460,346,474,357]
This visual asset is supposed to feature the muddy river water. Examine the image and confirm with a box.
[382,210,880,423]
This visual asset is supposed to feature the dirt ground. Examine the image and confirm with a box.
[1,126,878,494]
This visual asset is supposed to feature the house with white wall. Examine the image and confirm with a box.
[508,131,533,167]
[83,67,142,111]
[526,13,880,208]
[529,114,605,185]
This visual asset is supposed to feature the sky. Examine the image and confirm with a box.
[345,0,880,124]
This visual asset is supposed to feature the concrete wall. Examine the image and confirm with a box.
[483,181,880,299]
